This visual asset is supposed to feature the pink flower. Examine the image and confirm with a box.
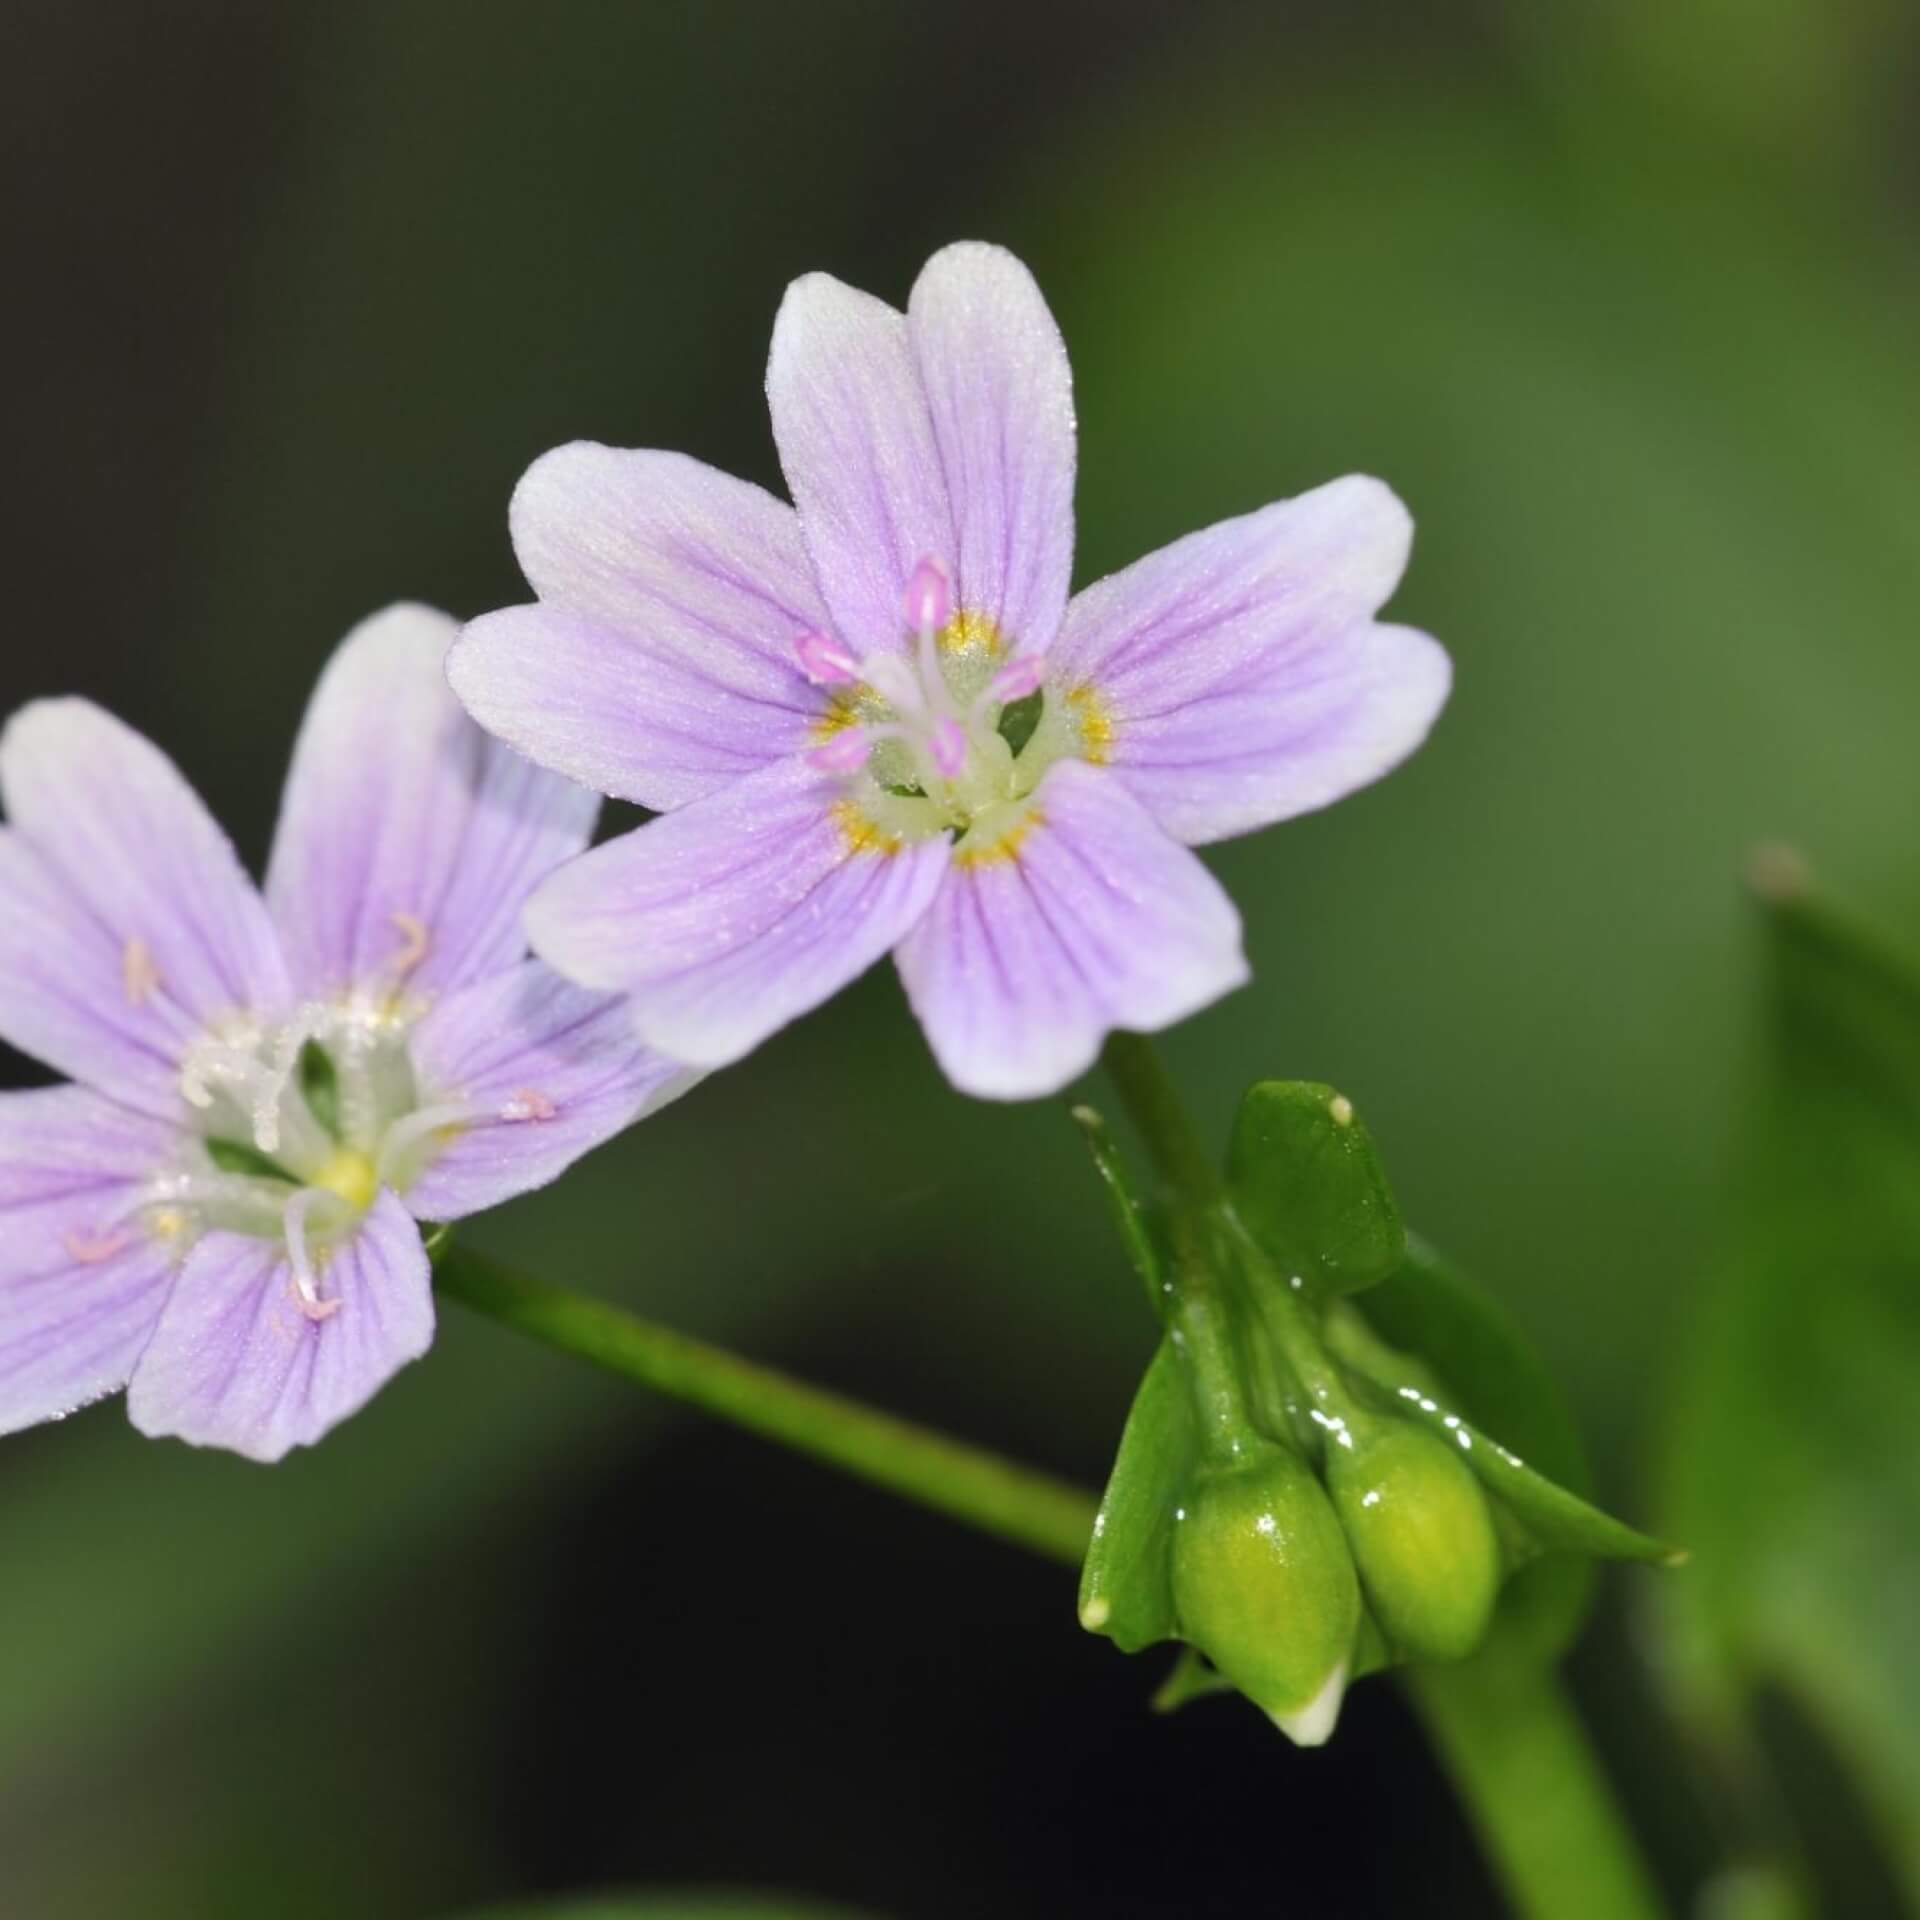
[0,607,695,1460]
[451,244,1449,1099]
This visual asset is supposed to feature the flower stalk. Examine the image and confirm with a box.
[432,1243,1098,1566]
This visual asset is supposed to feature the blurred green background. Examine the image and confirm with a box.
[4,2,1918,1914]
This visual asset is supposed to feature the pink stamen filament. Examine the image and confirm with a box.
[808,721,916,776]
[64,1227,130,1265]
[988,655,1044,704]
[808,729,876,774]
[903,555,952,635]
[792,629,860,685]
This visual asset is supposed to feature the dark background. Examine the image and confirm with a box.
[3,3,1919,1915]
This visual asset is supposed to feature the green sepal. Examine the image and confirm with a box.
[298,1039,342,1139]
[1226,1081,1404,1297]
[1150,1645,1236,1713]
[203,1137,298,1184]
[1078,1336,1196,1652]
[1071,1104,1169,1323]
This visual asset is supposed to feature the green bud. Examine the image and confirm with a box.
[1325,1420,1501,1662]
[1170,1447,1361,1745]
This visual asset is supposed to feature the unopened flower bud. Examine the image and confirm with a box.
[1171,1447,1361,1746]
[1325,1420,1501,1663]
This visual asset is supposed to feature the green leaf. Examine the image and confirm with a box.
[995,687,1043,759]
[1339,1240,1619,1662]
[1657,880,1920,1903]
[1225,1081,1404,1297]
[299,1038,342,1138]
[1078,1336,1196,1652]
[204,1136,298,1184]
[1071,1103,1167,1321]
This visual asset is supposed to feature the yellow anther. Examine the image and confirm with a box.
[953,808,1041,870]
[1065,684,1113,765]
[938,608,1002,659]
[832,800,903,859]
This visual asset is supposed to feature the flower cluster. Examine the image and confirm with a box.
[1,244,1445,1459]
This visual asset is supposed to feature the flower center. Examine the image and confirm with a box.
[795,557,1073,859]
[115,993,468,1317]
[311,1145,380,1213]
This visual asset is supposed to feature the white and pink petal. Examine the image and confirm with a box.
[896,761,1248,1100]
[451,448,833,811]
[767,272,955,659]
[907,242,1077,658]
[0,1086,182,1434]
[526,753,950,1072]
[126,1188,432,1463]
[0,701,289,1111]
[267,603,598,1002]
[402,961,701,1222]
[1045,477,1449,846]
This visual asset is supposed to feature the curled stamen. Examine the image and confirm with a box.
[500,1088,558,1123]
[793,630,859,686]
[903,555,952,635]
[121,937,161,1008]
[388,911,431,977]
[180,1041,257,1112]
[282,1187,342,1322]
[254,1005,328,1156]
[374,1100,470,1187]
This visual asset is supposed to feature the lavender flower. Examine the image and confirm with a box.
[450,243,1450,1098]
[0,605,695,1461]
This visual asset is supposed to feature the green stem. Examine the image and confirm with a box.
[1408,1655,1669,1920]
[1100,1030,1222,1206]
[434,1245,1096,1567]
